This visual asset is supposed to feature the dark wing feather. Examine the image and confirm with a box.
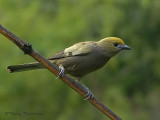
[48,50,66,60]
[48,50,88,60]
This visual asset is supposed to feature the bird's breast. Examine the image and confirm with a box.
[61,52,110,77]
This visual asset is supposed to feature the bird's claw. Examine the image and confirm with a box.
[80,84,94,100]
[56,66,65,79]
[84,87,94,100]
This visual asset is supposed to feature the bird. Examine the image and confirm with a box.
[7,37,131,99]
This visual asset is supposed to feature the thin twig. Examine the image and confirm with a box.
[0,24,122,120]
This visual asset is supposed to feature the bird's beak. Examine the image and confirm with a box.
[118,44,132,50]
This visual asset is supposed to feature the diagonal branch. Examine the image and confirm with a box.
[0,24,122,120]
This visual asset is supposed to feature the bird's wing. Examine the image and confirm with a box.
[49,41,96,60]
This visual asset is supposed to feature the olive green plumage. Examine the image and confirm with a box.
[7,37,131,79]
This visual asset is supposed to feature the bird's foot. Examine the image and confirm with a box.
[80,83,94,100]
[56,66,65,79]
[84,87,94,100]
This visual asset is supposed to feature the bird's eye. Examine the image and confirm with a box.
[113,42,118,47]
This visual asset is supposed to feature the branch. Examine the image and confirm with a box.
[0,24,122,120]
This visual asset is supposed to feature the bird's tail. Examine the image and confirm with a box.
[7,62,44,73]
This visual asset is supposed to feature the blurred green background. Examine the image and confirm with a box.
[0,0,160,120]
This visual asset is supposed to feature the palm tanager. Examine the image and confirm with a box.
[7,37,132,99]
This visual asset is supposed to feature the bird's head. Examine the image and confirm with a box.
[97,37,132,57]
